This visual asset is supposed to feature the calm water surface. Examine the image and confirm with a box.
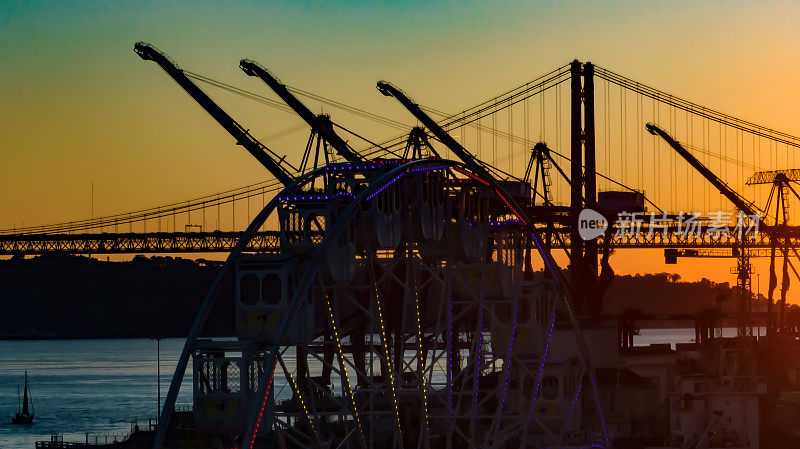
[0,328,768,449]
[0,339,192,449]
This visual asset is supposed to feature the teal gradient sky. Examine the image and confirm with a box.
[1,1,799,284]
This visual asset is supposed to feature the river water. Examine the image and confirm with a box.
[0,339,192,449]
[0,329,765,449]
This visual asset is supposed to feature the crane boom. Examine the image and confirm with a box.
[747,169,800,186]
[376,81,493,178]
[646,123,763,222]
[134,42,295,186]
[239,60,363,162]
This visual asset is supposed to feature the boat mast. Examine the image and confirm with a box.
[22,371,29,415]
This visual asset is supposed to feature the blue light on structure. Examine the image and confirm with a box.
[496,291,522,426]
[592,376,611,446]
[523,227,610,449]
[564,384,582,431]
[365,164,446,201]
[281,191,355,203]
[366,173,404,201]
[489,218,523,227]
[473,289,485,429]
[448,281,454,430]
[533,309,557,399]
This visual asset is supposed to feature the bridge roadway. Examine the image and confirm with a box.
[2,225,798,256]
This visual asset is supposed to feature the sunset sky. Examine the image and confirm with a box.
[2,1,799,290]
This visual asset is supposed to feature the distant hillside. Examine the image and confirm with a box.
[0,254,233,339]
[0,255,794,339]
[604,272,756,316]
[602,272,800,330]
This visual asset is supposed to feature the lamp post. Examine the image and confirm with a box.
[151,337,162,423]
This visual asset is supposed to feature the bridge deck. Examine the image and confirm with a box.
[0,227,792,256]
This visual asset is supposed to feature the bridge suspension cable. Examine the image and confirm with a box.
[594,65,800,148]
[13,60,794,237]
[0,62,621,236]
[0,178,286,235]
[186,70,412,132]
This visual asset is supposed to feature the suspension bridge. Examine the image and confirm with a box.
[3,59,799,259]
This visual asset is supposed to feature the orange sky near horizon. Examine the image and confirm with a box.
[1,1,799,296]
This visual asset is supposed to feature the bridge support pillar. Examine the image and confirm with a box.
[583,62,597,278]
[570,60,585,313]
[569,60,599,317]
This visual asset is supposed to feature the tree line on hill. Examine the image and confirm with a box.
[1,254,797,339]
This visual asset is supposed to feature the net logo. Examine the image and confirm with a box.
[578,208,608,241]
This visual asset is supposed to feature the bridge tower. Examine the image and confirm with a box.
[569,60,598,316]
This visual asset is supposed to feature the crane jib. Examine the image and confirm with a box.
[239,59,363,163]
[646,123,767,232]
[133,42,295,186]
[376,81,492,182]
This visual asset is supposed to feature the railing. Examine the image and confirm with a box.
[35,434,131,449]
[0,231,284,256]
[34,406,194,449]
[2,227,794,256]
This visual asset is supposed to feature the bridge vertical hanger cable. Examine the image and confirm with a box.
[524,96,529,151]
[668,106,673,208]
[556,83,561,201]
[706,118,710,213]
[477,116,482,159]
[638,88,642,192]
[670,108,680,209]
[734,129,739,202]
[770,140,774,178]
[622,84,627,185]
[509,98,513,173]
[721,124,726,211]
[754,136,759,207]
[492,102,497,165]
[673,106,678,208]
[622,85,626,186]
[654,97,659,205]
[540,83,545,141]
[460,120,465,161]
[688,111,692,210]
[606,79,611,192]
[740,129,744,205]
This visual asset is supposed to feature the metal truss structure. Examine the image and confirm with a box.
[3,224,798,256]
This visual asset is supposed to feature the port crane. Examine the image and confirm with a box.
[376,81,498,183]
[647,123,800,335]
[524,143,562,207]
[238,60,364,166]
[746,169,800,331]
[134,42,295,186]
[646,124,763,223]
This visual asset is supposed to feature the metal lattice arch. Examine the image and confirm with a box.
[152,158,610,449]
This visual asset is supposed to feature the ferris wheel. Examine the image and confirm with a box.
[153,159,608,449]
[134,42,610,449]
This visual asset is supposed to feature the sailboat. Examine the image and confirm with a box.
[11,371,35,425]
